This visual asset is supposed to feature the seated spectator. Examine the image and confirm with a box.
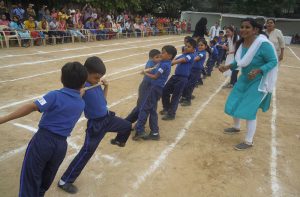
[51,8,57,19]
[145,22,152,36]
[66,17,85,41]
[98,19,107,40]
[181,20,186,34]
[292,33,300,44]
[134,22,141,37]
[44,8,51,22]
[105,18,115,39]
[151,23,159,36]
[124,20,133,37]
[111,19,119,34]
[140,22,146,36]
[85,17,97,40]
[10,15,30,47]
[0,0,9,18]
[38,16,48,40]
[0,13,10,35]
[58,18,68,41]
[24,15,41,45]
[12,3,25,21]
[26,4,36,18]
[75,9,81,24]
[49,17,64,43]
[38,5,47,21]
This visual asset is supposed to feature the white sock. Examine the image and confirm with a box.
[59,179,66,186]
[245,119,257,144]
[233,118,241,130]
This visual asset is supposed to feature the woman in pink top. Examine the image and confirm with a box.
[0,14,10,35]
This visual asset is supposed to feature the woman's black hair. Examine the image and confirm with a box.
[235,18,257,56]
[267,18,276,24]
[255,22,269,38]
[226,26,238,44]
[193,17,208,38]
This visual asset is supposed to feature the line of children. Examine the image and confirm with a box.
[216,31,227,66]
[181,39,210,106]
[160,38,197,120]
[0,33,232,195]
[130,45,177,140]
[125,49,162,124]
[205,39,219,76]
[0,62,88,196]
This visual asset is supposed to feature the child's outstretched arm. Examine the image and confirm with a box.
[194,56,201,62]
[0,103,38,124]
[143,69,161,80]
[171,57,186,65]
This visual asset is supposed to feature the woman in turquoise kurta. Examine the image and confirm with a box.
[219,18,278,150]
[9,15,31,47]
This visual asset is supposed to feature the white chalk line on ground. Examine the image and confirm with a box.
[13,123,80,151]
[271,88,280,197]
[287,47,300,61]
[0,91,137,162]
[0,46,182,110]
[0,62,143,110]
[125,79,229,195]
[0,43,182,84]
[0,40,182,69]
[281,65,300,69]
[0,49,182,161]
[0,36,182,59]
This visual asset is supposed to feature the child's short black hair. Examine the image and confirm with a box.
[84,56,106,74]
[149,49,161,59]
[219,31,224,34]
[210,40,216,45]
[162,45,177,60]
[61,62,88,89]
[184,36,192,41]
[186,38,197,49]
[213,36,219,40]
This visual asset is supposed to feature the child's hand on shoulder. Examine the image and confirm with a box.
[80,88,86,97]
[101,78,109,86]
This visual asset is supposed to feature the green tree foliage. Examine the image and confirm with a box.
[231,0,298,17]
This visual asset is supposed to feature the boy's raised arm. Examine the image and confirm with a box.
[171,57,186,65]
[0,103,38,124]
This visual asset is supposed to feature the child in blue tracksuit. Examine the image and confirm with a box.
[133,45,177,140]
[182,36,192,53]
[161,38,197,120]
[0,62,88,197]
[58,56,132,194]
[216,31,227,66]
[181,39,209,106]
[206,39,218,76]
[126,49,161,123]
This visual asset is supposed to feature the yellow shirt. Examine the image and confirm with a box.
[24,20,36,31]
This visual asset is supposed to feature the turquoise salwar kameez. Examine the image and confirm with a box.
[225,42,278,120]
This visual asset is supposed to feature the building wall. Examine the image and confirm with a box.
[181,11,300,36]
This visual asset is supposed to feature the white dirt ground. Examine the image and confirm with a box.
[0,36,299,197]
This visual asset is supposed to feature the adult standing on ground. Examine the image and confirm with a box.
[219,18,278,150]
[192,17,208,40]
[223,26,239,88]
[265,18,285,61]
[209,21,221,40]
